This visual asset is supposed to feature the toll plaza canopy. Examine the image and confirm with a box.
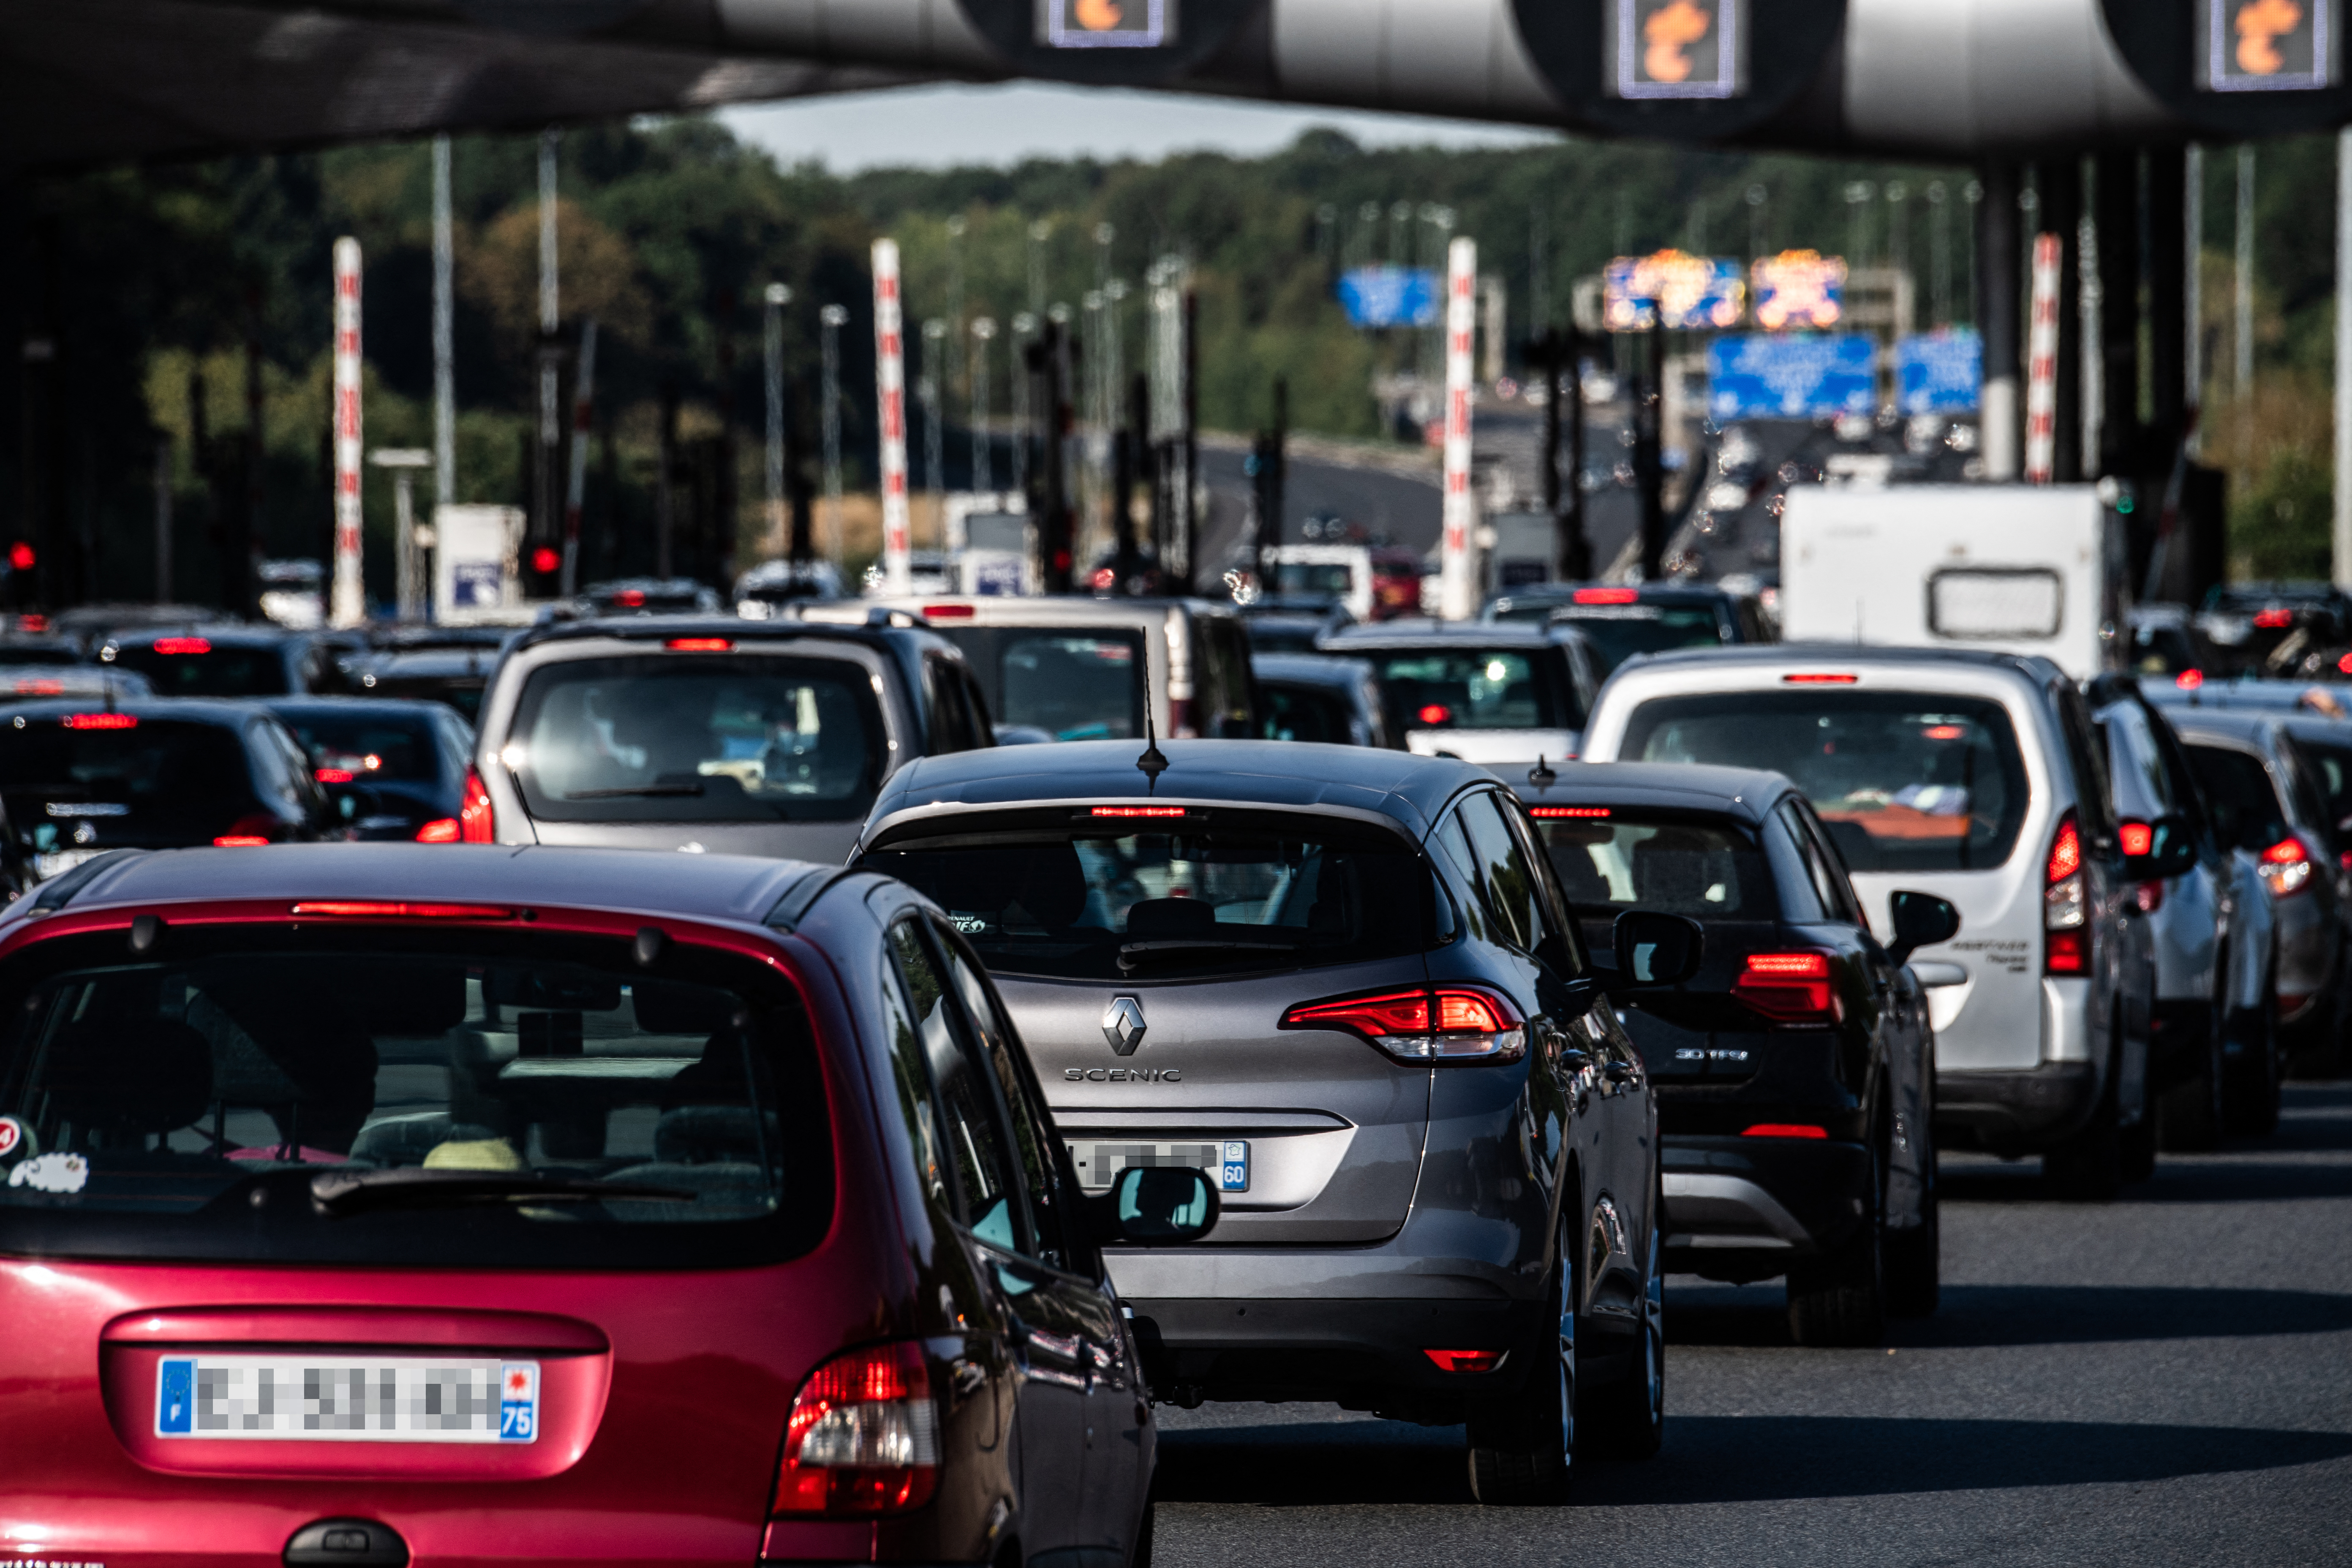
[7,0,2352,177]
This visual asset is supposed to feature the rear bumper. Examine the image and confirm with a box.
[1123,1294,1549,1421]
[1935,1061,2099,1152]
[1659,1135,1873,1283]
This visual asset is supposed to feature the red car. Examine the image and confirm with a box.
[0,844,1208,1568]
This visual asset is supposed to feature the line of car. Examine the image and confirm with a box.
[0,581,2343,1568]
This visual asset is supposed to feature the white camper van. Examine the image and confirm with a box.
[1780,485,2123,680]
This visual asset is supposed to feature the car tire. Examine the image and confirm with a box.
[2158,992,2227,1153]
[1127,1489,1156,1568]
[2223,980,2282,1138]
[2043,1045,2122,1204]
[1577,1225,1664,1459]
[2118,1111,2158,1183]
[1466,1220,1575,1505]
[1787,1172,1885,1348]
[1884,1152,1940,1318]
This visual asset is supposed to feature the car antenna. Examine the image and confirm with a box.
[1528,754,1556,787]
[1136,653,1170,791]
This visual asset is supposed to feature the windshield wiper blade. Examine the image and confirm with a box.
[310,1168,694,1216]
[564,784,706,800]
[1117,937,1303,972]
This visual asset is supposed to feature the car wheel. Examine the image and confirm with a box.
[2043,1041,2122,1204]
[1787,1168,1885,1347]
[1577,1225,1664,1459]
[2119,1109,2158,1183]
[1884,1140,1941,1318]
[1127,1489,1156,1568]
[2223,977,2282,1138]
[2158,991,2227,1152]
[1466,1220,1574,1505]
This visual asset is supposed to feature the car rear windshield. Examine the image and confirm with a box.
[509,654,885,823]
[1529,810,1775,919]
[108,643,289,697]
[278,713,438,783]
[1547,604,1726,675]
[1369,647,1581,734]
[1262,682,1356,744]
[942,627,1146,741]
[368,671,486,721]
[2185,743,2293,853]
[0,716,252,813]
[1276,561,1355,596]
[1620,691,2030,872]
[0,927,829,1268]
[862,815,1434,980]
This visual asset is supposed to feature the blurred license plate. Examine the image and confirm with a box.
[35,850,98,878]
[155,1356,539,1443]
[1074,1140,1248,1194]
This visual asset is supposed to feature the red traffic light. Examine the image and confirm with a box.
[8,542,34,572]
[531,546,561,575]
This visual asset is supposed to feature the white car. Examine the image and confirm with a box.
[1581,645,2149,1198]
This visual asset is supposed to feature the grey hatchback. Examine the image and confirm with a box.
[852,739,1675,1503]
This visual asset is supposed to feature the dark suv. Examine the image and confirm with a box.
[854,739,1675,1503]
[1511,762,1956,1343]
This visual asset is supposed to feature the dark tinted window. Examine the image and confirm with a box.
[886,920,1029,1255]
[1197,617,1258,738]
[924,656,980,754]
[368,669,487,721]
[1262,681,1356,744]
[1370,647,1582,735]
[0,715,251,813]
[1532,810,1773,918]
[2298,734,2352,837]
[1622,690,2030,872]
[932,923,1075,1271]
[108,642,290,697]
[509,654,884,823]
[1549,603,1727,675]
[277,712,439,783]
[945,628,1145,741]
[864,817,1432,981]
[2185,744,2292,853]
[0,930,828,1268]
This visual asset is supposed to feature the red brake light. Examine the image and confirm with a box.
[1417,704,1453,725]
[460,768,495,844]
[1092,806,1186,818]
[1281,986,1524,1063]
[2046,929,2088,973]
[1922,724,1965,741]
[1783,673,1858,684]
[212,836,271,847]
[1573,587,1639,604]
[315,768,356,784]
[665,637,733,651]
[152,637,210,655]
[771,1342,939,1517]
[1530,806,1610,819]
[2044,810,2088,971]
[2263,836,2307,865]
[12,679,60,696]
[415,818,462,843]
[1424,1349,1508,1373]
[2047,816,2082,881]
[2260,835,2315,898]
[1283,989,1431,1037]
[2119,819,2153,858]
[62,713,136,730]
[1732,952,1840,1024]
[2339,653,2352,677]
[921,603,977,619]
[1742,1123,1829,1139]
[616,588,646,607]
[289,901,517,920]
[531,546,561,575]
[2254,608,2295,628]
[2176,669,2205,690]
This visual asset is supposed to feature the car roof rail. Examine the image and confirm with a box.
[28,849,144,913]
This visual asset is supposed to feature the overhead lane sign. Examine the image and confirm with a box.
[1339,267,1440,329]
[1603,250,1745,330]
[1897,330,1983,414]
[1707,334,1876,419]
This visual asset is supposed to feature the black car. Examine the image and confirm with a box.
[261,697,478,842]
[855,740,1677,1502]
[348,645,506,721]
[1239,600,1353,654]
[1484,583,1770,676]
[0,698,345,873]
[1512,761,1957,1345]
[97,627,349,697]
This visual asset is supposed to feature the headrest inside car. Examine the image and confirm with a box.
[43,1019,215,1137]
[632,980,738,1036]
[1124,898,1218,941]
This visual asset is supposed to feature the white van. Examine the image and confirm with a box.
[1581,645,2151,1197]
[1780,485,2124,681]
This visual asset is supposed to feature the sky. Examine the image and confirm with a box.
[718,81,1558,173]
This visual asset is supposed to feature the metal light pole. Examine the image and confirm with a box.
[2236,144,2257,401]
[946,215,967,415]
[1010,312,1035,500]
[764,283,790,556]
[536,128,562,564]
[970,316,996,495]
[1927,180,1952,328]
[432,134,455,512]
[922,317,947,527]
[819,303,848,572]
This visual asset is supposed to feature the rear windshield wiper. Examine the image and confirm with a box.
[1118,937,1303,972]
[564,784,705,800]
[310,1168,694,1216]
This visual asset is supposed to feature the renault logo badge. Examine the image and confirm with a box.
[1102,995,1147,1056]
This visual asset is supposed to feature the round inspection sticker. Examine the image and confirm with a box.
[0,1116,21,1158]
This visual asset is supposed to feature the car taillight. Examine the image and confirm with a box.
[2044,811,2087,974]
[771,1342,939,1517]
[1730,952,1840,1024]
[1280,985,1526,1063]
[2119,819,2153,857]
[1424,1348,1507,1372]
[460,768,495,843]
[213,812,280,848]
[2261,835,2314,898]
[415,818,462,843]
[1742,1123,1828,1139]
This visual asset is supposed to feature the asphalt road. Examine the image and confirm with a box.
[1152,1083,2352,1567]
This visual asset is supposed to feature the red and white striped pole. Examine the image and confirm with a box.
[1439,236,1479,619]
[2023,231,2061,486]
[873,240,912,596]
[331,237,365,626]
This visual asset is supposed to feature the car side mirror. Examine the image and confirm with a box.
[1612,909,1704,988]
[2122,814,2199,883]
[1887,890,1962,967]
[1091,1165,1220,1247]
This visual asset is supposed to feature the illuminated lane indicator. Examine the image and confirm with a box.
[1609,0,1745,101]
[1040,0,1171,49]
[2204,0,2334,92]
